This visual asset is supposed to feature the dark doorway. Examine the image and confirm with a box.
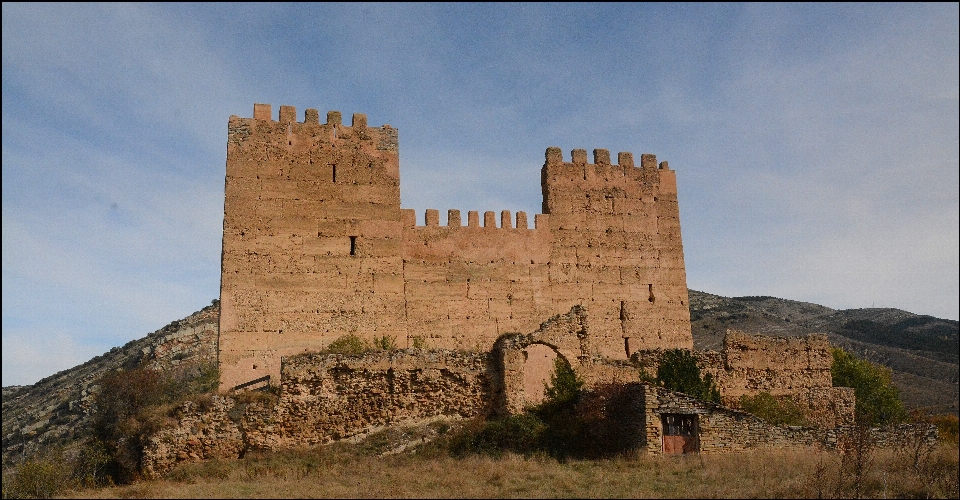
[661,413,699,455]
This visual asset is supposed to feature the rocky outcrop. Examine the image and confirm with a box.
[1,301,219,466]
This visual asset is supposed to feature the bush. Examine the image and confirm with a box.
[372,335,397,351]
[653,349,721,403]
[1,441,111,499]
[89,361,220,484]
[325,334,368,355]
[739,392,808,426]
[449,413,546,458]
[831,347,906,426]
[931,414,959,445]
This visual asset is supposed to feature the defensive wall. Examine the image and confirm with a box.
[219,103,692,390]
[144,307,874,476]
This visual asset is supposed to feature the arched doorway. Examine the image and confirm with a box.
[522,343,560,406]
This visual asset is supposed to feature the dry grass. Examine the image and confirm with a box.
[60,440,959,499]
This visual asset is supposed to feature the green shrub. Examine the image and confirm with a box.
[831,347,906,425]
[653,349,721,403]
[540,356,584,409]
[326,334,368,355]
[373,334,397,351]
[411,335,426,349]
[739,392,808,426]
[449,413,546,458]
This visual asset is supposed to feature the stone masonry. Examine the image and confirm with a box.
[219,103,691,389]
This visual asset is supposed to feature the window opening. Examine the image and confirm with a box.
[349,236,357,256]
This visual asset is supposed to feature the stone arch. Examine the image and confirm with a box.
[494,305,591,414]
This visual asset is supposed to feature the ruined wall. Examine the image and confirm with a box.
[632,330,854,428]
[219,103,692,390]
[275,349,493,447]
[641,385,898,455]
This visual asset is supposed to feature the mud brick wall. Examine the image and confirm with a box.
[631,331,852,428]
[219,103,693,390]
[712,330,833,399]
[274,349,494,447]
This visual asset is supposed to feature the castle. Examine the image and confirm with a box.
[218,103,692,390]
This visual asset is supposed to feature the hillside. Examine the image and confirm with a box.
[1,302,219,466]
[3,292,957,466]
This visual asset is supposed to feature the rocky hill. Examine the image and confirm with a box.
[1,302,219,466]
[3,293,957,466]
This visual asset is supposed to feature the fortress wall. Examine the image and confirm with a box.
[276,349,494,446]
[400,210,555,350]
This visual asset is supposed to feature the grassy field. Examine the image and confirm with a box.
[61,437,958,499]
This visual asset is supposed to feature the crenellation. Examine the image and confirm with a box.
[618,151,634,168]
[254,103,272,121]
[279,105,296,123]
[571,148,588,164]
[448,209,461,227]
[468,210,480,227]
[501,210,512,229]
[484,211,496,228]
[425,209,440,226]
[516,211,528,229]
[305,108,320,124]
[593,148,611,165]
[545,146,563,164]
[351,113,367,129]
[640,153,657,169]
[326,110,342,126]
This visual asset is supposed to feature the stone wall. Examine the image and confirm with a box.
[641,385,931,455]
[632,330,854,427]
[274,349,494,447]
[218,103,692,390]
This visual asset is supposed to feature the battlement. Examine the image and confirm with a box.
[231,103,399,153]
[402,208,549,230]
[544,147,670,170]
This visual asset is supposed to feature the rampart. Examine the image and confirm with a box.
[219,103,692,389]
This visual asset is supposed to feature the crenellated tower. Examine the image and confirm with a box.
[220,104,405,390]
[541,147,692,359]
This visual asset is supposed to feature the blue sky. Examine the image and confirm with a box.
[3,3,957,386]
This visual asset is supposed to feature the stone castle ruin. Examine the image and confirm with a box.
[205,103,858,462]
[219,103,691,390]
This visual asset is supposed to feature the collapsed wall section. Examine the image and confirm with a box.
[632,330,855,427]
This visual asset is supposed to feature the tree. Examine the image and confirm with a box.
[831,347,906,426]
[654,349,721,403]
